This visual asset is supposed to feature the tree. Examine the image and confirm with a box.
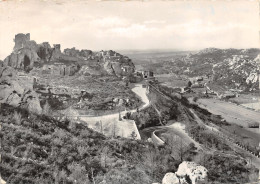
[125,112,131,119]
[167,134,187,162]
[130,131,137,140]
[144,145,157,180]
[13,111,22,125]
[100,146,109,168]
[187,80,192,87]
[43,101,51,115]
[111,121,119,138]
[67,162,90,184]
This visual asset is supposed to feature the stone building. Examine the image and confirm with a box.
[137,70,154,79]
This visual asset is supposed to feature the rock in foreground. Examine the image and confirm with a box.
[0,66,42,114]
[162,161,208,184]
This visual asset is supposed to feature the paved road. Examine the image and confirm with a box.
[80,84,150,139]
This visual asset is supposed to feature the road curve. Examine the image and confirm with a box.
[79,83,150,139]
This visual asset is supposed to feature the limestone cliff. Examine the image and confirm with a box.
[4,47,40,72]
[0,66,42,114]
[101,50,135,77]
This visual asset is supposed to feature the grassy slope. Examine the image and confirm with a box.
[135,83,259,183]
[0,104,180,184]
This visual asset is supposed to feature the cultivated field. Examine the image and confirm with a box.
[197,98,260,130]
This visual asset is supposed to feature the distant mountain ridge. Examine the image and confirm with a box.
[174,48,260,91]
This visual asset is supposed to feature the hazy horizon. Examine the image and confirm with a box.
[0,0,259,60]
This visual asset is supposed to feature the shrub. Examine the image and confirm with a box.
[13,111,22,125]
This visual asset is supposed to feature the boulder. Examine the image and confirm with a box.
[162,172,180,184]
[0,66,42,114]
[0,176,6,184]
[176,161,208,184]
[161,161,208,184]
[0,65,17,78]
[21,90,42,114]
[0,78,24,105]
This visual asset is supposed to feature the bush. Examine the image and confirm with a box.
[13,111,22,125]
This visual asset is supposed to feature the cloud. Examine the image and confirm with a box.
[143,20,166,24]
[90,17,129,28]
[0,0,258,59]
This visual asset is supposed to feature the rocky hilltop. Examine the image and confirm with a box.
[0,33,138,115]
[160,48,260,92]
[3,33,135,77]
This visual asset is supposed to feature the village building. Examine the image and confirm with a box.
[136,70,154,79]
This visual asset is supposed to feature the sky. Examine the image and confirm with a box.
[0,0,259,60]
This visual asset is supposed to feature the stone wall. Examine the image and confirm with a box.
[41,64,78,76]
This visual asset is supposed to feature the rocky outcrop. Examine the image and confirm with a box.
[103,56,135,77]
[0,66,42,114]
[4,48,40,72]
[4,33,135,77]
[162,161,208,184]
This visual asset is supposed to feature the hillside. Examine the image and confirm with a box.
[0,103,190,184]
[1,34,260,184]
[182,48,260,91]
[1,102,258,184]
[1,33,141,116]
[132,48,260,92]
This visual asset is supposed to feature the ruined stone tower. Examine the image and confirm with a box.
[13,33,30,51]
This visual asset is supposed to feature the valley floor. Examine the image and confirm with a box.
[241,102,260,111]
[195,98,260,135]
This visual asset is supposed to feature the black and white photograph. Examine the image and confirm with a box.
[0,0,259,183]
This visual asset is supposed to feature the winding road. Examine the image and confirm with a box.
[79,84,150,139]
